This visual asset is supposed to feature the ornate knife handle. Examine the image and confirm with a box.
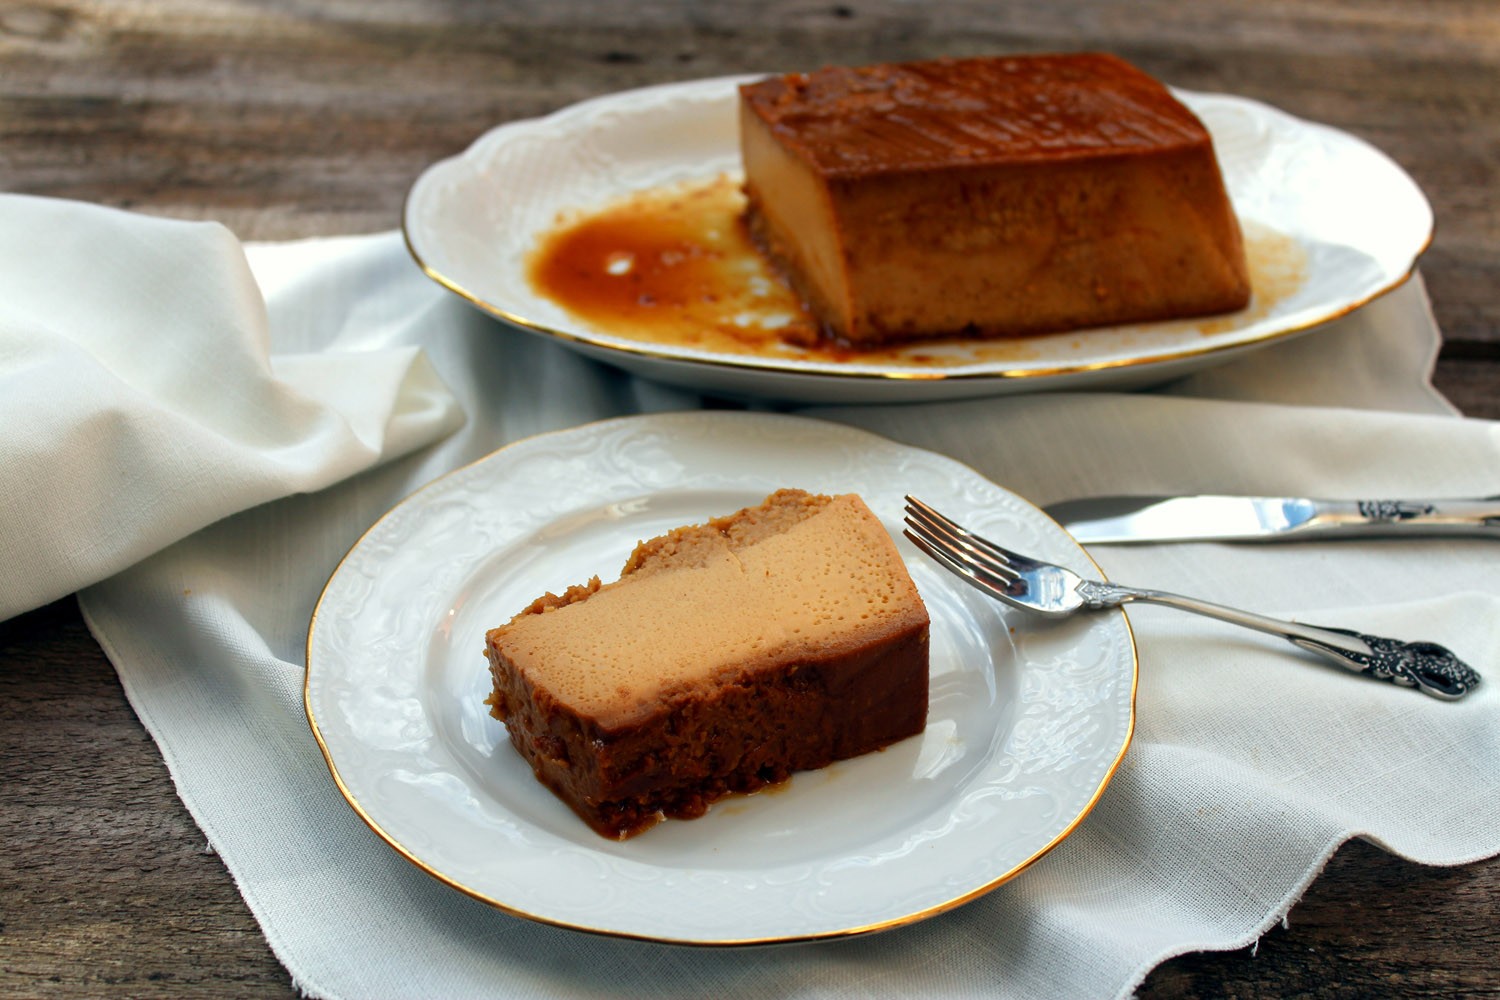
[1312,494,1500,536]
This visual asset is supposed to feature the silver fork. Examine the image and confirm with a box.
[903,496,1481,700]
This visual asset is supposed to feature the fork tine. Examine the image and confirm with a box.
[902,497,1031,599]
[902,522,1021,606]
[904,496,1020,582]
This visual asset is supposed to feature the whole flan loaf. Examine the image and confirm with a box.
[484,489,930,839]
[739,52,1252,346]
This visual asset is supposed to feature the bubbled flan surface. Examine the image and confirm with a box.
[738,52,1252,346]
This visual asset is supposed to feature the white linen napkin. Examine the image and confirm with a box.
[49,208,1500,999]
[0,195,464,622]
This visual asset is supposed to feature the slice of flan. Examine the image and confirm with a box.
[484,488,930,839]
[739,52,1252,346]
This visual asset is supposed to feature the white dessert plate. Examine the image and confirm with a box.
[305,413,1136,944]
[403,75,1432,404]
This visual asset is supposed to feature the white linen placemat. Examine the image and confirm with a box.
[34,207,1499,999]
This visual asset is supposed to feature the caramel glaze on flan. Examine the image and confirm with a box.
[738,53,1252,347]
[483,489,930,839]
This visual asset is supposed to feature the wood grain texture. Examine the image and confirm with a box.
[2,2,1497,997]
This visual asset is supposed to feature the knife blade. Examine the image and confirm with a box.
[1044,494,1500,543]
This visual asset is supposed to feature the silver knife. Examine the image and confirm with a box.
[1045,494,1500,543]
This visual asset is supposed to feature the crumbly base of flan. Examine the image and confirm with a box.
[738,53,1252,347]
[484,489,930,839]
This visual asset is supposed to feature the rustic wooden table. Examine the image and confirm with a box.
[2,2,1497,996]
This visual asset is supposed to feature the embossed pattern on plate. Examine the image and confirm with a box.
[305,413,1137,944]
[403,76,1433,404]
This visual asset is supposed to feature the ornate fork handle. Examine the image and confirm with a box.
[1074,581,1480,700]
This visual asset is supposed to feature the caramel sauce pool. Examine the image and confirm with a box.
[527,176,831,358]
[527,174,1307,366]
